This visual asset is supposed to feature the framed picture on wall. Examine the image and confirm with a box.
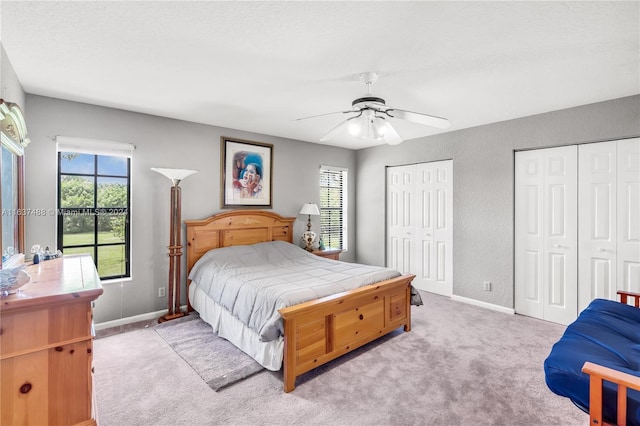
[221,137,273,208]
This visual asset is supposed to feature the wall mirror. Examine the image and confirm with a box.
[1,99,30,267]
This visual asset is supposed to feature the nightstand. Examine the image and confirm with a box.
[311,248,343,260]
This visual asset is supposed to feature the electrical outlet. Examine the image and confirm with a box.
[158,287,166,298]
[483,281,492,291]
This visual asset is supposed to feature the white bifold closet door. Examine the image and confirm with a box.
[387,161,453,296]
[516,138,640,325]
[578,138,640,311]
[515,146,578,325]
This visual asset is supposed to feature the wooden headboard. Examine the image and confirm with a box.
[184,210,296,274]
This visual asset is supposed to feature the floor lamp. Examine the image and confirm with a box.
[152,167,198,323]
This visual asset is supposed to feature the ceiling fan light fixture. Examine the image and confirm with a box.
[371,117,389,139]
[348,114,367,138]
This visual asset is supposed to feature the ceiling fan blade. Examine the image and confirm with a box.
[386,108,451,129]
[383,121,403,145]
[319,117,357,141]
[295,110,353,121]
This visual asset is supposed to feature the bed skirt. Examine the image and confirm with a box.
[189,283,284,371]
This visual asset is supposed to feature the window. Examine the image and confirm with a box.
[56,137,133,279]
[319,166,347,251]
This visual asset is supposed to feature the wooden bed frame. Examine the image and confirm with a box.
[184,210,415,392]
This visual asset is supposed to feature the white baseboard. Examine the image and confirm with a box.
[450,295,515,315]
[94,305,188,331]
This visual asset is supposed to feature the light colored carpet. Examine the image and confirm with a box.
[93,291,588,425]
[154,314,263,391]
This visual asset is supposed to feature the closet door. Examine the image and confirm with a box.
[387,165,414,275]
[515,146,577,325]
[414,161,453,296]
[515,150,545,320]
[578,141,617,311]
[617,138,640,294]
[578,138,640,310]
[386,161,453,296]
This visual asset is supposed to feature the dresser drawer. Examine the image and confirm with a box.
[1,340,93,426]
[1,303,92,358]
[0,310,49,357]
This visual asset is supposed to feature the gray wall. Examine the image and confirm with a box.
[355,95,640,309]
[24,95,356,323]
[0,43,25,107]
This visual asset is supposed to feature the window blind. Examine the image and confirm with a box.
[56,136,135,158]
[319,166,347,250]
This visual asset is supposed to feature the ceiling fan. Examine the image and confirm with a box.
[297,72,450,145]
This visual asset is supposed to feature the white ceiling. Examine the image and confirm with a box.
[1,1,638,150]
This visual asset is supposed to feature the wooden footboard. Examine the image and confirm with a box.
[279,274,415,392]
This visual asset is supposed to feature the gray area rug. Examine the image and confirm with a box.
[154,314,264,391]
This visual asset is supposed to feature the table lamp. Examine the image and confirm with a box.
[299,202,320,251]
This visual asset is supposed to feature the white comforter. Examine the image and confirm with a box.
[188,241,401,342]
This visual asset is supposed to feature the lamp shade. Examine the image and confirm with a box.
[299,203,320,216]
[151,167,199,184]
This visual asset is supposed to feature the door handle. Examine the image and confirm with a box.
[553,244,563,248]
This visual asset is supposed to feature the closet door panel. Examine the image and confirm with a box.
[516,146,577,324]
[617,138,640,293]
[578,141,617,311]
[387,166,414,275]
[428,162,452,296]
[543,146,578,325]
[515,150,545,319]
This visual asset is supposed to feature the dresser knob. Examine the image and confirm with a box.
[359,314,364,320]
[20,383,32,394]
[54,346,63,352]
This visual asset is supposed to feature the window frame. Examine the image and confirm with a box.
[1,100,29,267]
[56,151,131,279]
[319,165,348,251]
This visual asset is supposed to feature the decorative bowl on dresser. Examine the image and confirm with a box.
[0,254,103,426]
[0,265,31,296]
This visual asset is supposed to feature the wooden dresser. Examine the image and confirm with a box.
[0,255,103,426]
